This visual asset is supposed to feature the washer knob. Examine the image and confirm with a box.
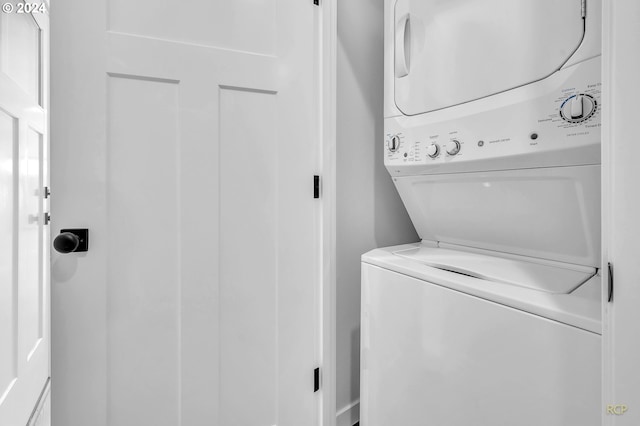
[426,143,440,158]
[446,140,461,155]
[388,135,400,152]
[560,94,596,123]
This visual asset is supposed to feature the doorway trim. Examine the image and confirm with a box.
[321,0,338,424]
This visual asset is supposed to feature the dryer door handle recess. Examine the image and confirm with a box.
[395,14,411,78]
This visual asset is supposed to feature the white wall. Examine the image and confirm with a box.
[336,0,418,423]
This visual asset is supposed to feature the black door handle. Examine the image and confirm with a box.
[53,229,89,253]
[53,232,79,253]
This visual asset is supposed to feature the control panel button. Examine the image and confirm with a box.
[445,140,461,155]
[560,94,596,123]
[387,135,400,152]
[426,143,440,158]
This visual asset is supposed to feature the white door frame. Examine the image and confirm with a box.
[0,4,51,425]
[321,0,338,424]
[601,0,640,424]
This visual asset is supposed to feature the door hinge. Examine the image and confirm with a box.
[313,175,320,199]
[43,186,50,199]
[313,367,320,392]
[581,0,586,18]
[44,213,51,225]
[607,262,614,303]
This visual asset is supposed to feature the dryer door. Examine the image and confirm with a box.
[394,0,585,115]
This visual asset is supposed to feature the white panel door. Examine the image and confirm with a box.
[50,1,321,426]
[0,2,50,426]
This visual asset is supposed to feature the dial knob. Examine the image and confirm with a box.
[426,143,440,158]
[445,140,460,155]
[387,135,400,152]
[53,232,80,253]
[560,94,596,123]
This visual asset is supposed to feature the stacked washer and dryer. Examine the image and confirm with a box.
[361,1,602,425]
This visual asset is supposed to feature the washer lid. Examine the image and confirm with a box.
[393,246,595,294]
[393,165,601,268]
[394,0,586,115]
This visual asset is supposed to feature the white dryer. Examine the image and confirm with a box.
[361,1,602,425]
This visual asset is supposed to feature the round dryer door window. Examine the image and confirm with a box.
[393,0,585,115]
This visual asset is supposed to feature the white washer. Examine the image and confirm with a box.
[361,244,601,426]
[362,1,602,425]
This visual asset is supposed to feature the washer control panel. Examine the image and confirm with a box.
[385,58,601,175]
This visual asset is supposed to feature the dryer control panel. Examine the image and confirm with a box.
[385,57,601,176]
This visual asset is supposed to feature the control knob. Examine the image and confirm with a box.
[426,143,440,158]
[387,135,400,152]
[445,140,461,156]
[560,94,596,123]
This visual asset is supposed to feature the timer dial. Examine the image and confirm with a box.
[560,94,597,123]
[388,135,400,152]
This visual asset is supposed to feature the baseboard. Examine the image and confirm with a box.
[336,400,359,426]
